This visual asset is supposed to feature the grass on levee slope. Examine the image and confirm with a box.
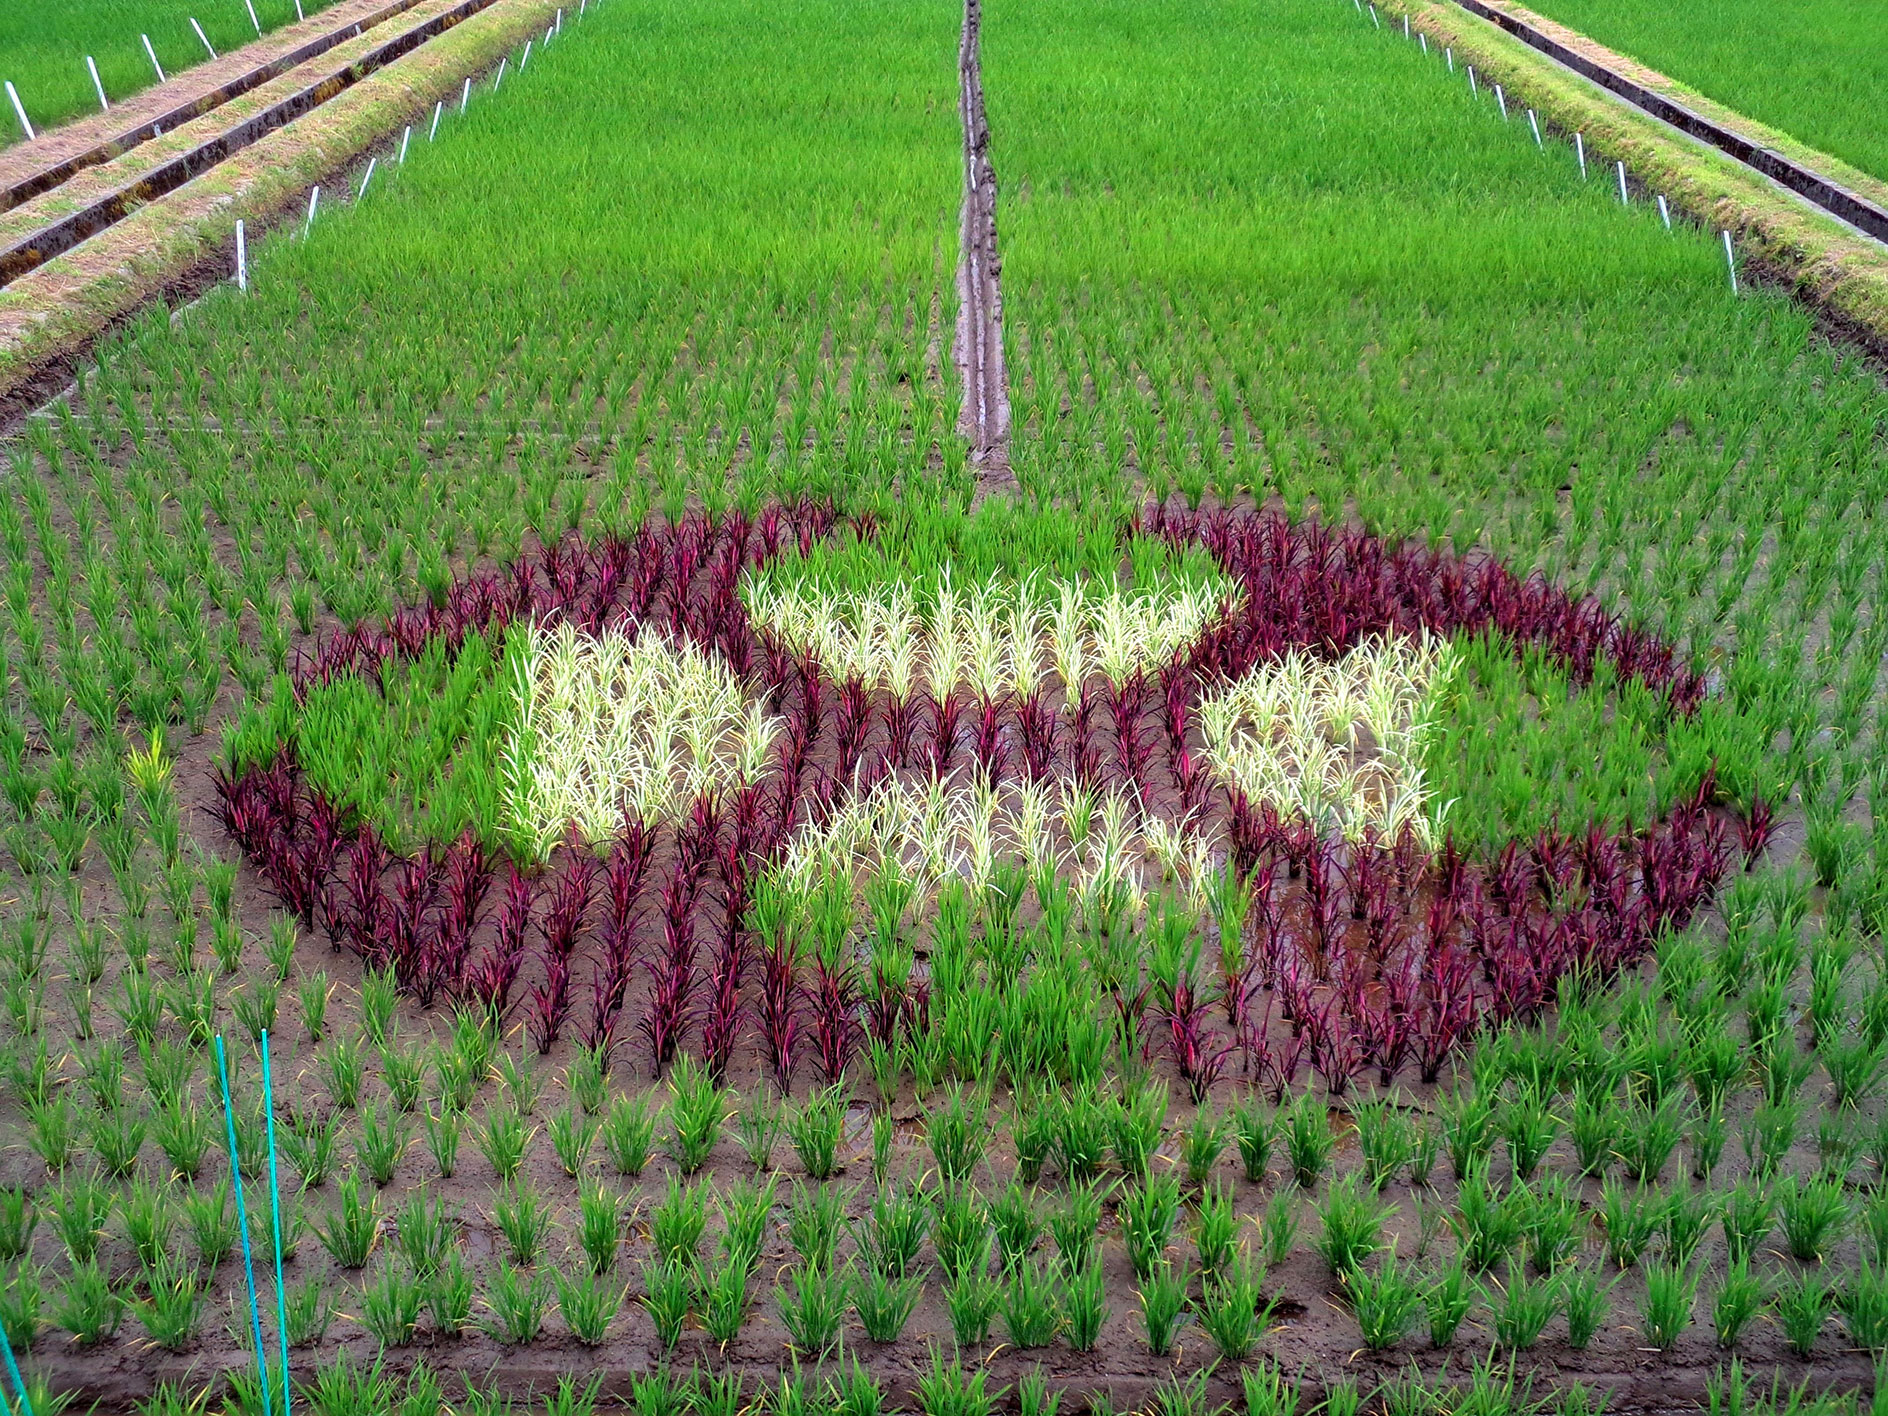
[0,0,347,144]
[1522,0,1888,186]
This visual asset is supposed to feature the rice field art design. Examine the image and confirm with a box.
[214,501,1767,1104]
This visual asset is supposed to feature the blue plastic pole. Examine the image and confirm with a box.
[214,1035,273,1416]
[260,1030,292,1416]
[0,1309,34,1416]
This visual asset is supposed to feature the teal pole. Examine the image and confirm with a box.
[0,1307,34,1416]
[214,1035,273,1416]
[260,1030,292,1416]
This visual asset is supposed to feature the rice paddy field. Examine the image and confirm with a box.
[0,0,344,143]
[1519,0,1888,186]
[3,0,1888,1412]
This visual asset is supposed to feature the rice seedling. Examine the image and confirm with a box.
[1242,1363,1301,1416]
[788,1084,848,1180]
[54,1259,122,1344]
[1453,1169,1523,1273]
[1347,1248,1424,1351]
[0,1191,33,1263]
[604,1094,656,1177]
[134,1253,203,1350]
[1285,1095,1334,1188]
[852,1266,921,1343]
[357,1100,408,1186]
[1137,1259,1190,1355]
[1724,1178,1777,1264]
[778,1263,849,1358]
[641,1259,692,1352]
[426,1254,472,1339]
[555,1264,625,1345]
[1774,1269,1836,1356]
[424,1108,461,1179]
[318,1170,380,1269]
[477,1106,530,1183]
[1778,1173,1850,1261]
[49,1171,110,1265]
[1562,1264,1609,1350]
[1195,1178,1241,1277]
[738,1093,782,1172]
[1713,1257,1765,1348]
[1181,1107,1228,1187]
[549,1106,599,1178]
[1599,1178,1659,1269]
[483,1257,549,1345]
[859,1184,929,1279]
[915,1348,998,1416]
[1639,1261,1698,1350]
[666,1057,729,1174]
[1490,1260,1560,1352]
[362,1261,424,1347]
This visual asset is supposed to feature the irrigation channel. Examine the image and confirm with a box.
[0,0,515,289]
[1450,0,1888,247]
[955,0,1013,493]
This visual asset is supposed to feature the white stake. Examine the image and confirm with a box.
[1657,194,1671,229]
[304,185,319,237]
[543,23,553,43]
[1403,14,1410,38]
[1615,159,1628,205]
[245,0,263,36]
[556,8,563,32]
[4,82,33,140]
[142,34,167,83]
[1467,66,1477,97]
[1527,109,1542,147]
[429,99,443,140]
[190,18,218,59]
[294,0,304,17]
[579,0,587,14]
[492,55,507,90]
[520,39,532,70]
[86,56,109,111]
[1368,4,1380,27]
[1352,0,1361,12]
[1419,32,1427,54]
[235,219,248,291]
[1575,131,1587,179]
[1723,230,1737,294]
[356,156,376,199]
[398,124,411,164]
[459,76,470,112]
[1446,46,1454,73]
[1495,84,1507,120]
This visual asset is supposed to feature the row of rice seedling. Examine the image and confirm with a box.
[1517,0,1888,186]
[0,0,341,142]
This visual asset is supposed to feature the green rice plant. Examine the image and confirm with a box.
[1774,1269,1835,1356]
[717,1174,776,1275]
[360,968,398,1049]
[494,1181,550,1268]
[1498,1086,1559,1182]
[788,1084,848,1180]
[1053,1090,1109,1183]
[182,1182,236,1271]
[287,1271,336,1347]
[318,1170,379,1269]
[1743,1098,1801,1177]
[1228,1095,1274,1184]
[872,1111,894,1186]
[0,1191,34,1263]
[1181,1108,1227,1187]
[395,1190,453,1277]
[1686,1032,1744,1117]
[283,1108,342,1189]
[1060,1257,1108,1353]
[426,1253,472,1338]
[232,980,279,1045]
[1712,1257,1764,1348]
[665,1057,728,1174]
[777,1262,848,1358]
[1439,1089,1496,1181]
[1259,1189,1299,1268]
[1617,1095,1683,1185]
[628,1370,682,1416]
[135,1252,202,1350]
[554,1264,624,1345]
[54,1259,122,1344]
[859,1184,929,1279]
[0,1265,39,1354]
[1010,1094,1056,1186]
[1452,1169,1522,1273]
[424,1108,460,1179]
[482,1256,548,1345]
[641,1259,691,1351]
[603,1094,656,1177]
[700,1370,749,1416]
[788,1178,849,1271]
[1819,1112,1861,1182]
[851,1265,921,1343]
[1866,1192,1888,1267]
[1284,1093,1333,1188]
[1149,1371,1217,1416]
[49,1171,110,1265]
[1656,1180,1717,1267]
[1639,1260,1698,1350]
[1688,1105,1729,1180]
[915,1348,997,1416]
[927,1086,987,1187]
[324,1032,365,1111]
[1724,1179,1776,1264]
[1241,1362,1301,1416]
[1137,1259,1190,1356]
[695,1246,753,1344]
[152,1097,211,1179]
[1315,1172,1389,1277]
[379,1043,425,1114]
[988,1180,1041,1270]
[1353,1093,1416,1191]
[1778,1173,1850,1261]
[90,1102,146,1178]
[649,1173,709,1268]
[1567,1086,1616,1178]
[477,1106,529,1183]
[357,1100,408,1186]
[932,1185,987,1281]
[299,972,331,1042]
[1561,1264,1609,1350]
[1424,1257,1477,1348]
[303,1351,396,1416]
[1347,1248,1423,1351]
[1838,1260,1888,1351]
[1047,1181,1102,1274]
[1489,1260,1559,1352]
[120,1176,174,1272]
[1119,1172,1180,1280]
[577,1180,623,1275]
[1195,1178,1240,1278]
[737,1093,782,1171]
[1599,1178,1659,1269]
[1517,1176,1582,1273]
[1013,1369,1057,1416]
[548,1106,598,1178]
[999,1252,1059,1349]
[1110,1081,1168,1182]
[568,1046,608,1116]
[944,1241,1001,1346]
[26,1095,75,1173]
[1825,1034,1885,1110]
[362,1260,424,1347]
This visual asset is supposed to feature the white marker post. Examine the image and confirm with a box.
[1575,131,1587,179]
[1527,109,1542,147]
[304,185,320,237]
[1403,14,1410,39]
[190,18,218,59]
[235,219,248,292]
[1419,32,1427,54]
[246,0,263,36]
[4,82,33,141]
[556,7,564,32]
[1467,66,1477,98]
[1445,46,1453,72]
[398,125,411,164]
[1723,230,1737,294]
[492,56,507,90]
[1615,159,1628,205]
[429,99,443,140]
[579,0,587,15]
[294,0,304,17]
[1368,4,1380,27]
[459,76,471,112]
[356,156,376,200]
[87,56,110,111]
[142,34,167,83]
[1657,194,1671,230]
[520,39,532,70]
[1495,84,1507,120]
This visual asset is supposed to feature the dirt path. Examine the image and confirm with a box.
[954,0,1013,496]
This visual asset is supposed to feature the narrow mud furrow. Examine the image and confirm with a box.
[955,0,1013,494]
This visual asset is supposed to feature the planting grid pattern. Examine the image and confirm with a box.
[0,0,1887,1412]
